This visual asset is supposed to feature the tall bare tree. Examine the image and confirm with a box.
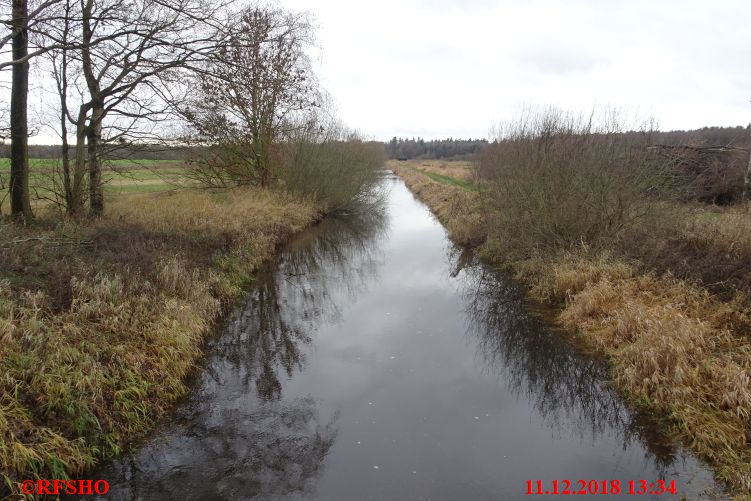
[8,0,33,220]
[34,0,229,216]
[1,0,64,221]
[185,4,317,188]
[45,0,77,212]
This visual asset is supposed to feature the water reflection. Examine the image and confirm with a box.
[93,203,389,501]
[454,249,689,473]
[90,175,720,501]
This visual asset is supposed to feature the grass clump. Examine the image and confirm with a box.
[0,188,318,497]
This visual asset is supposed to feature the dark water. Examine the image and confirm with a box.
[92,173,722,500]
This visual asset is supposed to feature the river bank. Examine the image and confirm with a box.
[394,161,751,498]
[89,171,718,500]
[0,188,320,497]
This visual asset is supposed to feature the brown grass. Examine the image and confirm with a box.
[397,159,475,182]
[0,188,318,497]
[397,165,751,497]
[551,252,751,493]
[624,206,751,303]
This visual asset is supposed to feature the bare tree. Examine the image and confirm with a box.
[8,0,33,221]
[29,0,230,217]
[0,0,65,221]
[45,0,77,212]
[75,0,229,215]
[4,0,317,218]
[185,4,317,188]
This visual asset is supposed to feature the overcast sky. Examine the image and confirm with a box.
[282,0,751,140]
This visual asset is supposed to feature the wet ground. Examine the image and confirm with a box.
[91,172,722,500]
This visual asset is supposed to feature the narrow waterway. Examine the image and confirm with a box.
[93,172,721,500]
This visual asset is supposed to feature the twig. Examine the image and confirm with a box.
[4,237,46,244]
[0,237,93,247]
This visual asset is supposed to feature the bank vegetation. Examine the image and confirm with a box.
[0,1,385,497]
[395,109,751,496]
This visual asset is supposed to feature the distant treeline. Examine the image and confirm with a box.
[387,137,488,160]
[652,125,751,148]
[7,126,749,164]
[386,127,750,162]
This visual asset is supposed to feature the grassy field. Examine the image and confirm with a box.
[395,161,751,497]
[392,159,476,189]
[0,158,185,170]
[395,159,474,181]
[0,159,192,214]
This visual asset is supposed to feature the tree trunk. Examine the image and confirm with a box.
[69,108,88,217]
[10,0,33,222]
[81,0,105,217]
[61,120,71,210]
[87,105,104,217]
[58,0,73,213]
[743,149,751,210]
[58,69,72,211]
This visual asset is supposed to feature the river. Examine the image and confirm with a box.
[92,172,721,500]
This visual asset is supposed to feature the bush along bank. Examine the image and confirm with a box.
[394,162,751,497]
[0,188,319,497]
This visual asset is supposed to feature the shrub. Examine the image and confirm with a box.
[279,120,387,213]
[477,109,677,260]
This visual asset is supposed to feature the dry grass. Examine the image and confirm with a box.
[624,206,751,303]
[550,252,751,493]
[0,188,318,497]
[395,159,475,182]
[397,166,751,497]
[391,162,484,246]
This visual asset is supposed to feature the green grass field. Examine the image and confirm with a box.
[0,158,191,213]
[0,158,185,170]
[418,169,477,191]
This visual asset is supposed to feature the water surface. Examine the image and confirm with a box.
[94,173,721,500]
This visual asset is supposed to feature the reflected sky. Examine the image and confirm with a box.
[90,172,723,500]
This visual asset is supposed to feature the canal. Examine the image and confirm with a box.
[93,172,720,500]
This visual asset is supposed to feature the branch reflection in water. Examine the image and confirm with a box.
[222,204,389,401]
[93,201,390,501]
[453,247,690,475]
